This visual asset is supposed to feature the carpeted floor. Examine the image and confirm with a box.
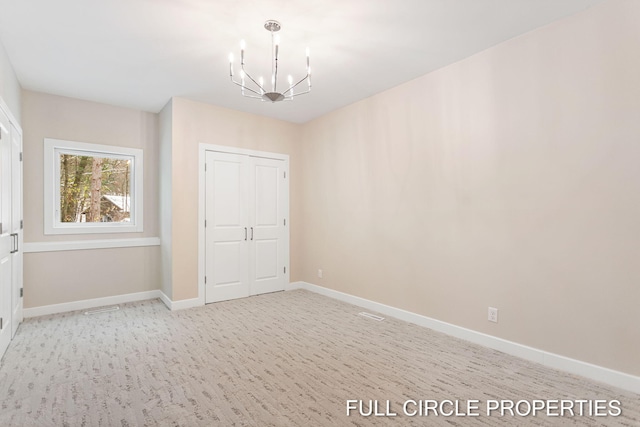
[0,290,638,426]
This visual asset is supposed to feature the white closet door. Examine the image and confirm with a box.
[249,157,287,296]
[10,123,22,336]
[204,148,289,304]
[205,151,250,303]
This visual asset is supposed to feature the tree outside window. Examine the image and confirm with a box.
[59,154,131,223]
[43,138,143,235]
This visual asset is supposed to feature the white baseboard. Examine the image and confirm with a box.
[24,289,203,318]
[159,291,201,311]
[23,290,162,318]
[288,281,640,394]
[158,291,173,310]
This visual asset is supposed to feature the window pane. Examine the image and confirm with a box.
[59,153,132,223]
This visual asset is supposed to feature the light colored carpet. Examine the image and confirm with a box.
[0,290,638,426]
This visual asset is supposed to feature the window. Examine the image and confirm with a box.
[44,138,143,234]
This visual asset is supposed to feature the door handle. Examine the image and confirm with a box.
[10,233,18,254]
[250,227,254,240]
[244,227,247,241]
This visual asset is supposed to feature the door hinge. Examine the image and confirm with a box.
[204,220,207,228]
[284,266,286,274]
[0,317,2,329]
[284,218,286,226]
[204,276,207,284]
[20,152,23,162]
[20,288,23,298]
[284,171,286,178]
[20,220,23,229]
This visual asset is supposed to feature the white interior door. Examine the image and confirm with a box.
[204,149,289,304]
[0,110,12,357]
[249,157,287,296]
[10,123,22,336]
[205,151,250,303]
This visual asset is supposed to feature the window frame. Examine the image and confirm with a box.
[43,138,144,235]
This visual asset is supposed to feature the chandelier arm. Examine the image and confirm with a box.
[240,65,265,94]
[287,88,311,98]
[281,74,311,96]
[231,78,264,97]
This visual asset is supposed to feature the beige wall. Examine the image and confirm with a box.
[0,39,21,123]
[299,0,640,376]
[22,90,160,307]
[168,98,302,300]
[24,247,159,307]
[158,100,173,298]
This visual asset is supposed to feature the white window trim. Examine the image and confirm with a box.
[44,138,143,235]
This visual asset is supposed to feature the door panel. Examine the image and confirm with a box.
[10,123,22,336]
[213,241,243,285]
[254,239,278,280]
[212,161,242,226]
[0,110,12,357]
[205,152,249,303]
[254,164,278,226]
[249,157,286,296]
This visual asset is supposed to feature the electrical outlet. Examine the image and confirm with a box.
[318,269,323,278]
[488,307,498,323]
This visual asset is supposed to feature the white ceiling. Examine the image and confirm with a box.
[0,0,603,123]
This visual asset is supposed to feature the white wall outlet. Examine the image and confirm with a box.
[318,269,323,278]
[488,307,498,323]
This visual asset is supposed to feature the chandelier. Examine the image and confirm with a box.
[229,20,311,103]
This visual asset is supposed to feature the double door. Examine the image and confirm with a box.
[0,105,23,359]
[205,151,288,303]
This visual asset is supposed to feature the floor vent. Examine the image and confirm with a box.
[358,312,385,321]
[84,306,120,315]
